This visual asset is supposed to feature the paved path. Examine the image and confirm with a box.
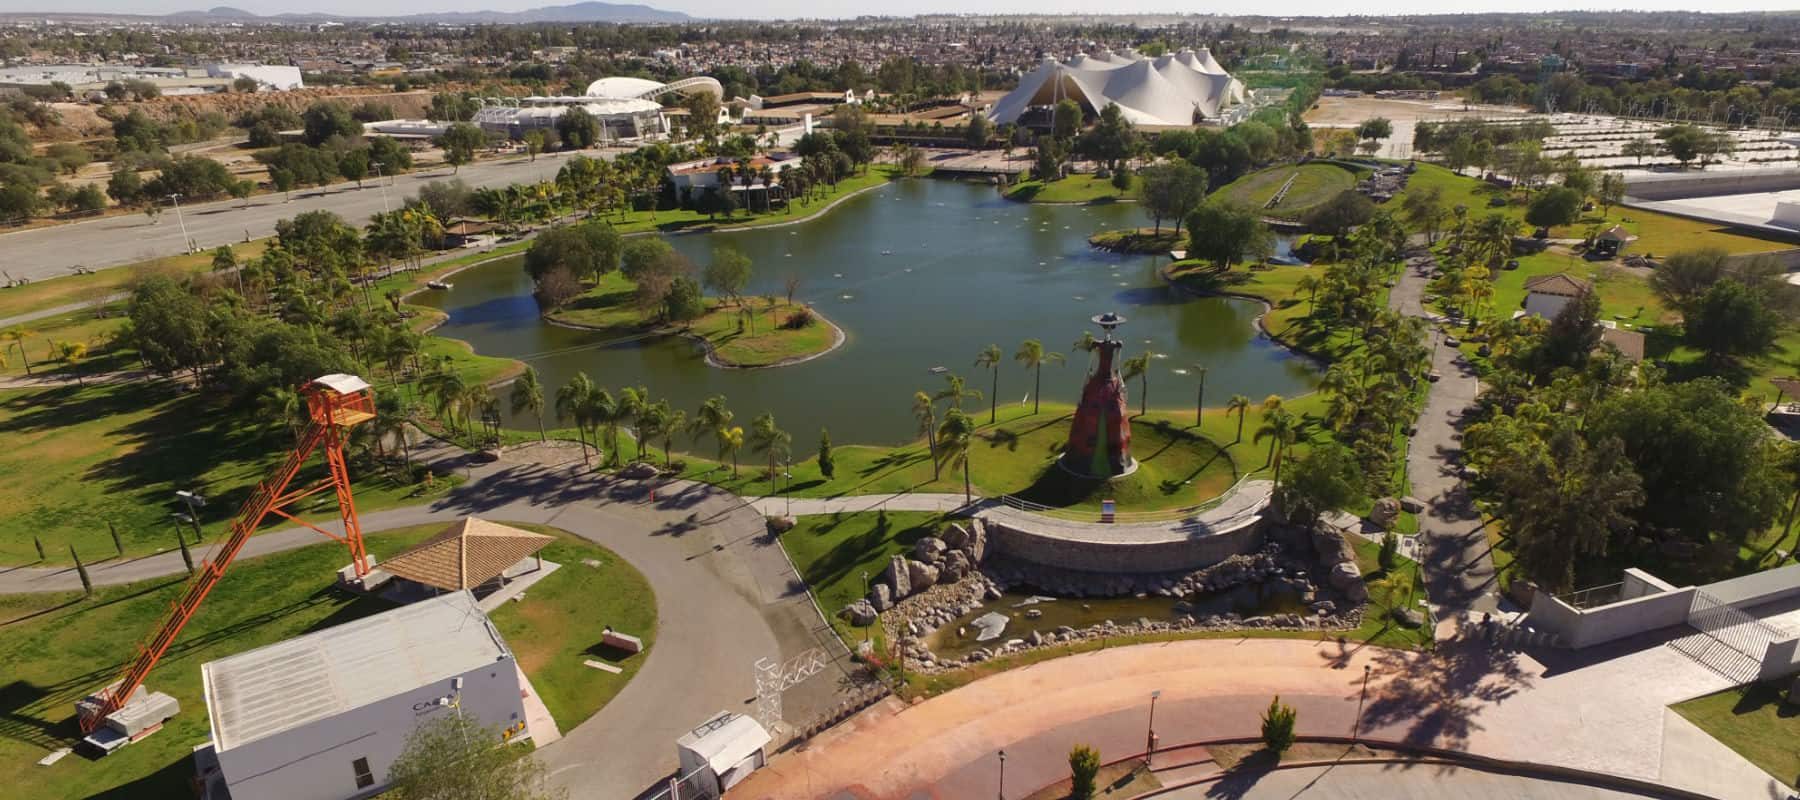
[728,630,1787,800]
[1152,761,1665,799]
[0,152,583,284]
[1390,251,1503,619]
[744,492,971,517]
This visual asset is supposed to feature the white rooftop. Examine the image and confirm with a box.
[202,591,511,751]
[310,373,370,395]
[676,711,771,775]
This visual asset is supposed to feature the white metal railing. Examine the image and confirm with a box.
[992,472,1258,524]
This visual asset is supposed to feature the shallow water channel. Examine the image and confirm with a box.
[415,179,1317,444]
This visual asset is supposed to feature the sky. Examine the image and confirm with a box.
[14,0,1800,18]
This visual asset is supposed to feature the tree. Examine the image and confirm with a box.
[683,91,722,142]
[1650,248,1730,312]
[1303,190,1374,239]
[436,123,487,173]
[555,372,597,467]
[1621,137,1657,165]
[1068,744,1101,800]
[1354,116,1393,149]
[72,546,91,596]
[749,411,792,485]
[1014,339,1065,415]
[936,408,978,504]
[690,395,736,471]
[524,219,622,284]
[1260,696,1297,756]
[338,148,369,188]
[1490,423,1643,593]
[300,102,359,147]
[428,91,480,122]
[1658,124,1707,169]
[818,428,835,479]
[1052,98,1083,142]
[557,107,599,149]
[107,168,143,206]
[1525,186,1583,229]
[1137,161,1207,235]
[1529,289,1602,377]
[1121,352,1151,416]
[974,344,1003,424]
[913,390,940,478]
[522,130,545,161]
[704,247,753,306]
[128,276,214,379]
[1596,172,1626,218]
[385,713,564,800]
[665,276,707,322]
[1187,202,1274,269]
[1254,409,1300,487]
[1227,394,1251,443]
[510,366,547,442]
[964,113,991,148]
[1685,279,1779,365]
[1276,442,1362,527]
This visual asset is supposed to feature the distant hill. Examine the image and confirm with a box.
[54,2,692,24]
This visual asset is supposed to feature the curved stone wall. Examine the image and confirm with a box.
[980,514,1266,574]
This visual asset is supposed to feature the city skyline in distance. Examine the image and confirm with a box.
[11,0,1800,21]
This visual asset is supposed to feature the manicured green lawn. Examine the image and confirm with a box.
[780,510,946,642]
[0,522,643,799]
[600,165,913,234]
[485,523,656,732]
[548,271,837,368]
[1006,173,1138,204]
[0,306,133,379]
[1216,162,1359,219]
[677,401,1249,514]
[1672,682,1800,787]
[0,382,462,565]
[0,240,274,323]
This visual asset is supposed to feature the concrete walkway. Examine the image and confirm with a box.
[1390,251,1503,619]
[1151,761,1666,799]
[728,630,1787,800]
[743,492,971,517]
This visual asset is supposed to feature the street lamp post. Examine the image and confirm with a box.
[861,570,872,643]
[371,162,392,213]
[997,749,1006,800]
[1145,689,1161,766]
[167,193,192,253]
[1353,664,1371,742]
[783,460,793,518]
[1193,365,1207,426]
[176,490,206,540]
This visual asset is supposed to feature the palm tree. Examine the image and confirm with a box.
[720,426,745,476]
[458,383,493,443]
[936,408,978,505]
[556,372,597,467]
[592,389,621,466]
[2,328,32,375]
[1014,339,1065,415]
[1192,365,1207,426]
[54,340,87,386]
[1121,352,1152,417]
[913,390,940,479]
[1295,274,1322,316]
[1227,394,1251,443]
[690,395,735,470]
[934,372,982,412]
[1255,409,1300,486]
[420,368,469,434]
[974,344,1003,424]
[619,386,648,461]
[509,367,547,442]
[258,384,306,441]
[748,411,792,486]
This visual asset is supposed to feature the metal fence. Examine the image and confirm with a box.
[1670,588,1793,685]
[992,472,1257,525]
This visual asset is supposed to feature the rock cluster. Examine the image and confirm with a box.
[840,518,989,624]
[1312,523,1369,604]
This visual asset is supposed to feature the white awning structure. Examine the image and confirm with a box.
[988,47,1246,126]
[677,711,771,777]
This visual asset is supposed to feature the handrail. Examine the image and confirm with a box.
[990,473,1259,525]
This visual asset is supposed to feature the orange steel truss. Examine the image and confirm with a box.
[78,377,377,734]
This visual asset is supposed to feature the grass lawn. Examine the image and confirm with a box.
[0,306,133,379]
[780,511,947,643]
[678,401,1253,514]
[0,381,463,566]
[1006,173,1138,204]
[600,165,913,234]
[1671,681,1800,787]
[548,271,837,368]
[1216,162,1359,219]
[0,521,646,799]
[484,523,656,732]
[1088,227,1184,254]
[1167,260,1370,362]
[0,240,273,323]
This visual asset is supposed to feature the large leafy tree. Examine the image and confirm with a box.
[1136,161,1207,235]
[1186,202,1274,269]
[385,713,564,800]
[1490,423,1643,593]
[1276,441,1363,528]
[524,219,622,283]
[1684,279,1780,366]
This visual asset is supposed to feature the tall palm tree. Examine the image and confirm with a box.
[748,411,792,486]
[974,344,1003,424]
[619,386,649,461]
[1014,339,1065,415]
[459,383,493,442]
[1,328,31,375]
[934,372,982,412]
[1227,394,1251,443]
[556,372,597,467]
[54,340,87,386]
[420,368,469,434]
[936,408,978,505]
[1192,364,1207,426]
[1255,409,1300,486]
[690,395,735,470]
[639,401,672,468]
[1121,352,1152,417]
[720,426,745,476]
[592,388,622,466]
[509,366,547,442]
[913,390,940,479]
[1295,274,1322,316]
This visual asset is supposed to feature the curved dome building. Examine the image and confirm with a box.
[471,75,726,143]
[988,48,1246,128]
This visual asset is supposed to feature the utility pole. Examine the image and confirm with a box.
[1145,689,1161,766]
[167,193,192,253]
[1193,365,1207,426]
[371,162,392,213]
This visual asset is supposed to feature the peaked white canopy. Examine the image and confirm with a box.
[988,48,1245,127]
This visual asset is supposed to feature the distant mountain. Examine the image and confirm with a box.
[48,2,692,24]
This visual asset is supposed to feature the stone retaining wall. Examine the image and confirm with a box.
[984,516,1266,574]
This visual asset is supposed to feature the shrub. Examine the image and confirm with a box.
[782,307,816,329]
[1378,531,1399,572]
[1261,695,1297,756]
[1068,744,1101,800]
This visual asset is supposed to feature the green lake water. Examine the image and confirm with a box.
[414,179,1316,445]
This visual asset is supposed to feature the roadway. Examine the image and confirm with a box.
[0,151,579,284]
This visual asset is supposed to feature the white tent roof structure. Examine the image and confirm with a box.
[988,48,1246,127]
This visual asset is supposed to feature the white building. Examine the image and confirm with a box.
[676,711,771,797]
[197,591,526,800]
[1522,273,1592,320]
[470,75,726,143]
[206,64,304,92]
[987,48,1246,127]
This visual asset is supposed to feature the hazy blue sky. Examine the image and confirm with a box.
[19,1,1800,19]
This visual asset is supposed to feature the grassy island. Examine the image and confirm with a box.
[547,270,842,368]
[1005,173,1138,204]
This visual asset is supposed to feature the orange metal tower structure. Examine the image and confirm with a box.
[78,374,378,735]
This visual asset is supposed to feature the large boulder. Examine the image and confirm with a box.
[868,583,893,611]
[941,550,972,583]
[1399,496,1426,514]
[967,518,989,563]
[1310,524,1358,570]
[906,559,940,591]
[914,536,947,564]
[940,523,971,551]
[620,461,659,479]
[1328,562,1362,591]
[883,555,912,599]
[1370,497,1402,530]
[840,600,878,627]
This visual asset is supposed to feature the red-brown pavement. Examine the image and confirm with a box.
[729,631,1789,800]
